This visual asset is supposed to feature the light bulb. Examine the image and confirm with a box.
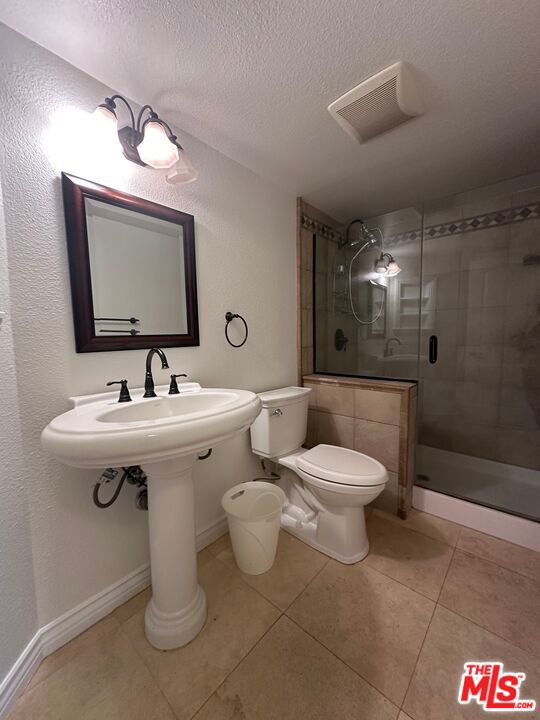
[91,104,118,135]
[89,104,122,157]
[166,147,198,184]
[138,121,179,169]
[386,258,402,276]
[375,256,387,274]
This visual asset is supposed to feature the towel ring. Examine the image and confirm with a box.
[225,311,248,348]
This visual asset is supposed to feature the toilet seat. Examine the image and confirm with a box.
[296,444,387,487]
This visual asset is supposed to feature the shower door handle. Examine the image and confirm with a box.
[429,335,438,364]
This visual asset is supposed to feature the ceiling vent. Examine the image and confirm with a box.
[328,61,423,143]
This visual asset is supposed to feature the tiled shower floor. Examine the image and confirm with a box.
[8,509,540,719]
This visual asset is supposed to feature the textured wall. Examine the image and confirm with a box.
[0,166,39,683]
[0,21,296,669]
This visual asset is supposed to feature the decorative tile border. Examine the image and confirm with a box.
[303,202,538,248]
[301,213,343,243]
[388,202,539,247]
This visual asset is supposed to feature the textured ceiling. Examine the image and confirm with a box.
[2,0,539,219]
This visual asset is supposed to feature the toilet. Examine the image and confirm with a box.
[250,386,388,563]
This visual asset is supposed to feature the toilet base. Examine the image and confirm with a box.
[280,504,370,564]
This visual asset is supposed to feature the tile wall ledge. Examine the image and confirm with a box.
[303,374,417,392]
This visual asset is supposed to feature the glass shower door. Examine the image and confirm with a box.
[416,182,540,521]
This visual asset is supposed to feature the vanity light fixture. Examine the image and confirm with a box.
[375,252,402,276]
[91,95,198,184]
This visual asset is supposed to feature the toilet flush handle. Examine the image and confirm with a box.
[271,408,283,417]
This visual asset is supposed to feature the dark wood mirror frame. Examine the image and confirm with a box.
[61,172,199,352]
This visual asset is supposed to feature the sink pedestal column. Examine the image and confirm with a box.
[143,456,207,650]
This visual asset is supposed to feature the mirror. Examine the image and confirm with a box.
[85,199,188,336]
[61,173,199,352]
[366,281,387,338]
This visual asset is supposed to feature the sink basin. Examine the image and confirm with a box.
[42,382,261,468]
[41,381,261,651]
[100,392,235,423]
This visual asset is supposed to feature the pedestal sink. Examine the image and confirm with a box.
[42,382,261,649]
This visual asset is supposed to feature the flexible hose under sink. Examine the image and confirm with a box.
[93,466,147,509]
[93,472,127,509]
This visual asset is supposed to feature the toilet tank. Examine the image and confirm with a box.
[250,386,311,458]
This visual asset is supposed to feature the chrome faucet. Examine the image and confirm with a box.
[383,337,402,357]
[144,348,170,398]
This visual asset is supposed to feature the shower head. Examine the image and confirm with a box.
[342,218,378,248]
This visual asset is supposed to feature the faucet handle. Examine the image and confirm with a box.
[106,379,132,403]
[168,374,187,395]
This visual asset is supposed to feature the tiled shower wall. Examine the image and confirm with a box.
[297,199,345,379]
[419,177,540,470]
[300,173,540,472]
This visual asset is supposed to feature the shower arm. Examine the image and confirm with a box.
[339,219,384,251]
[339,219,363,249]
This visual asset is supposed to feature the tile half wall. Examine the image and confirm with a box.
[303,374,417,518]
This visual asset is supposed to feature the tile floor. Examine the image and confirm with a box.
[8,509,540,719]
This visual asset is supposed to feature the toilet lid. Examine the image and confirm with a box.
[297,444,387,486]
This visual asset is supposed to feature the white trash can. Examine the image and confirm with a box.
[222,481,287,575]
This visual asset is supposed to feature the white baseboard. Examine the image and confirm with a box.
[0,515,229,718]
[0,562,150,719]
[0,633,42,719]
[413,486,540,552]
[196,514,228,551]
[40,563,151,658]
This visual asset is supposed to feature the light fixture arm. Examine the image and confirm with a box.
[104,95,172,150]
[135,104,157,134]
[106,94,136,132]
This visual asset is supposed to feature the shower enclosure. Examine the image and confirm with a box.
[313,173,540,523]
